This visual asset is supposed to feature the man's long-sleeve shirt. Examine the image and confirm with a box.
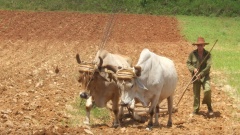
[186,49,212,81]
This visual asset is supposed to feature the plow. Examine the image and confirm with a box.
[76,0,218,123]
[106,101,178,117]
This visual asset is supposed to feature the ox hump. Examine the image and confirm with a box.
[136,48,151,66]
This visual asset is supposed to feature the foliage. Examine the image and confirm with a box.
[0,0,240,17]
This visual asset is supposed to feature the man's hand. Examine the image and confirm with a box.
[193,68,201,81]
[194,68,198,74]
[196,74,201,80]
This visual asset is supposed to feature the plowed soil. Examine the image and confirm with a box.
[0,10,239,135]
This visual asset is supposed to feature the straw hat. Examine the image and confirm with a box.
[192,37,209,45]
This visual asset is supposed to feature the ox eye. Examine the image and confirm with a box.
[78,78,82,83]
[125,82,133,89]
[100,72,106,76]
[78,75,83,82]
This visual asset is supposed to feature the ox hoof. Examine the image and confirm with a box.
[112,123,120,128]
[167,121,172,127]
[153,122,160,126]
[147,122,153,127]
[138,117,146,123]
[146,126,153,131]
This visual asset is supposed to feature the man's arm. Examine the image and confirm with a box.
[186,52,195,74]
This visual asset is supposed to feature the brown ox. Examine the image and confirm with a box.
[76,49,132,127]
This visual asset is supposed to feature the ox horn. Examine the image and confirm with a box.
[76,54,81,64]
[98,56,103,69]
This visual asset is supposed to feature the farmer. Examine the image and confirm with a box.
[186,37,214,116]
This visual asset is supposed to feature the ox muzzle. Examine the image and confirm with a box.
[120,101,129,107]
[79,92,89,99]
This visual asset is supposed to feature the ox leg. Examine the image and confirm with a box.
[148,108,154,127]
[119,105,124,122]
[133,111,144,122]
[148,98,159,127]
[84,96,93,125]
[167,96,173,127]
[129,100,144,123]
[154,104,160,126]
[112,99,120,128]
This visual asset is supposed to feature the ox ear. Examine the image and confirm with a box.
[99,70,117,83]
[108,72,117,83]
[134,66,141,77]
[103,65,117,73]
[99,72,109,82]
[101,65,118,83]
[76,54,81,64]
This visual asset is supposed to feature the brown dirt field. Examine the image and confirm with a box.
[0,10,239,135]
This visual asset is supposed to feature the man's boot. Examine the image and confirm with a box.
[207,106,214,116]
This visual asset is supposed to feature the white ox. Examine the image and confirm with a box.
[76,49,132,127]
[107,48,178,127]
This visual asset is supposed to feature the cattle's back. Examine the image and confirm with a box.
[136,48,177,95]
[91,49,132,108]
[95,49,132,68]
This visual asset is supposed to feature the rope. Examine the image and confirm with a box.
[116,69,136,79]
[98,0,122,50]
[99,13,116,50]
[78,1,122,96]
[78,64,95,72]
